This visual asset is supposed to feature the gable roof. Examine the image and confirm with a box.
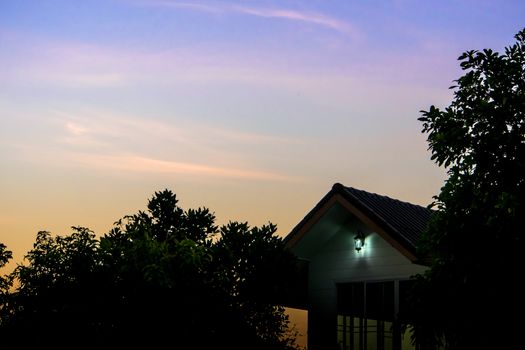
[285,183,434,263]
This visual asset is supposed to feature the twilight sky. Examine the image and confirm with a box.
[1,0,524,269]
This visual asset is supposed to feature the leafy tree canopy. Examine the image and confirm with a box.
[409,28,525,349]
[0,189,302,349]
[0,243,12,306]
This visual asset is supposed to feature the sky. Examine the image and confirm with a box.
[1,1,524,270]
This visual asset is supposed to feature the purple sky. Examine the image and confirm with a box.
[1,0,524,273]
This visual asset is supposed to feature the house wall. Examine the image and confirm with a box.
[306,218,427,350]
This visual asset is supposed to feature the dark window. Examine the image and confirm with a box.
[338,282,364,317]
[366,281,394,322]
[337,280,415,350]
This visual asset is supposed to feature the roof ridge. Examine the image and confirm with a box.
[338,184,432,211]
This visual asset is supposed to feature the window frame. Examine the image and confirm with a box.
[337,279,415,350]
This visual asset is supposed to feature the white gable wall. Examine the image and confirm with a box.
[303,212,427,350]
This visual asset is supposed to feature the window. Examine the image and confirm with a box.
[337,280,415,350]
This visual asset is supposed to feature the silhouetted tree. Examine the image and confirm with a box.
[0,228,104,345]
[408,28,525,349]
[0,243,13,317]
[0,190,301,349]
[211,221,300,348]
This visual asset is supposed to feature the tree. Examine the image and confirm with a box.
[0,228,104,345]
[212,221,300,348]
[408,28,525,349]
[0,190,302,349]
[0,243,13,315]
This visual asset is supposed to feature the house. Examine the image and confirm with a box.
[284,183,433,350]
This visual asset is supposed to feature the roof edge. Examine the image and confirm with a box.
[284,183,430,263]
[284,185,340,246]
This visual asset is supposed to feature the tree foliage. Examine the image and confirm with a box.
[0,190,301,349]
[408,28,525,349]
[0,243,13,310]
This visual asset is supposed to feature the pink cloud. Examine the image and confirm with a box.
[69,153,299,182]
[13,111,304,182]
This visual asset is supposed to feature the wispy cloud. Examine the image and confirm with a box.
[144,1,358,37]
[233,6,355,36]
[66,153,297,181]
[56,110,300,148]
[65,122,89,136]
[150,1,222,13]
[1,35,313,89]
[40,110,303,182]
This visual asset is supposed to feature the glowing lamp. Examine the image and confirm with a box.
[354,230,365,252]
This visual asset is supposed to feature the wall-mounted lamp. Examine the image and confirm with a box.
[354,230,365,252]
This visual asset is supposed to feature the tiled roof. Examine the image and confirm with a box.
[336,183,434,250]
[285,183,434,259]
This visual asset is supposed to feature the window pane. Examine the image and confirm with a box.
[345,316,351,349]
[338,284,352,314]
[366,281,394,321]
[337,281,404,350]
[383,282,394,321]
[353,317,361,350]
[337,314,345,348]
[338,282,364,317]
[367,318,378,349]
[352,283,365,317]
[366,282,382,320]
[384,321,394,350]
